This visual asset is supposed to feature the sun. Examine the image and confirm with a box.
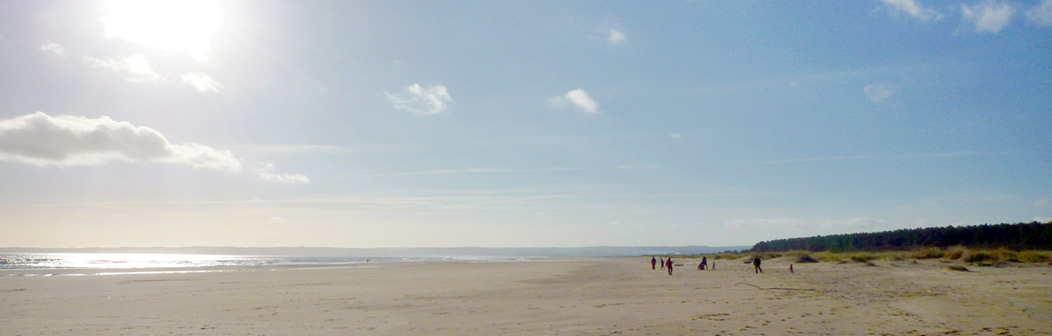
[102,0,222,62]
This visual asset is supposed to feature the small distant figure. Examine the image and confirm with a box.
[666,257,674,275]
[660,257,666,270]
[699,256,708,270]
[651,256,657,270]
[789,264,794,273]
[753,256,763,274]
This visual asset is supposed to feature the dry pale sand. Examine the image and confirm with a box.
[1,257,1051,335]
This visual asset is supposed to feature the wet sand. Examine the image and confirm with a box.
[1,257,1050,335]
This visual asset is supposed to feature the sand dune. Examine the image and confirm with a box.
[2,257,1050,335]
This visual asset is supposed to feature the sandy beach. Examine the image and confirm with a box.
[2,257,1050,335]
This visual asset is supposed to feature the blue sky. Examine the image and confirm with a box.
[1,0,1050,248]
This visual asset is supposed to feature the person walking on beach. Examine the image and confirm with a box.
[660,257,665,270]
[666,257,674,275]
[651,256,657,270]
[699,256,708,270]
[752,256,763,274]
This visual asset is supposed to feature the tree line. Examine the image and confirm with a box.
[751,221,1052,252]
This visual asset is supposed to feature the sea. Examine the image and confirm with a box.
[0,252,526,277]
[0,245,744,276]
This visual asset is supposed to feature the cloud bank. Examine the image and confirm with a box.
[385,84,453,115]
[0,112,306,184]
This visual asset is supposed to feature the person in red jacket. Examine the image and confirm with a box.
[666,257,674,275]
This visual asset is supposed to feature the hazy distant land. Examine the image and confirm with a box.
[0,245,748,258]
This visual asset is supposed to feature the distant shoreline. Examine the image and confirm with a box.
[0,245,750,258]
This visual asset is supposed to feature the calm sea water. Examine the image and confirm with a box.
[0,252,526,276]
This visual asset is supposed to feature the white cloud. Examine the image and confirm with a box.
[881,0,943,21]
[82,54,165,83]
[167,143,242,171]
[255,162,310,184]
[82,55,223,94]
[0,112,308,184]
[551,89,599,114]
[0,112,234,169]
[180,72,223,93]
[864,83,894,102]
[1036,198,1049,209]
[962,0,1017,33]
[608,29,626,45]
[40,41,65,56]
[669,133,682,140]
[1026,0,1052,27]
[385,84,452,115]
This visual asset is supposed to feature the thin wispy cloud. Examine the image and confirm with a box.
[40,41,65,56]
[83,54,223,93]
[962,0,1017,33]
[256,163,310,184]
[350,167,585,178]
[765,151,998,164]
[82,54,165,83]
[233,144,368,156]
[864,83,894,102]
[346,165,661,179]
[0,112,308,184]
[725,217,885,230]
[881,0,943,21]
[551,89,599,114]
[608,29,626,45]
[385,83,453,115]
[1026,0,1052,27]
[180,73,223,93]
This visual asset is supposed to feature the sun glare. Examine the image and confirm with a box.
[103,0,221,62]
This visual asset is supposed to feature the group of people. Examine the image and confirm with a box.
[650,255,764,274]
[651,256,676,275]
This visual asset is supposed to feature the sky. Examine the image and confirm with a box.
[1,0,1050,248]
